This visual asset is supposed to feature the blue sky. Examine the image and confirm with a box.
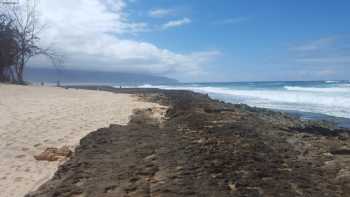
[32,0,350,82]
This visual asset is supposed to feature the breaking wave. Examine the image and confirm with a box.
[139,83,350,119]
[284,86,350,93]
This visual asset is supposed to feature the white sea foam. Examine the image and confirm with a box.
[284,86,350,93]
[139,84,350,119]
[325,80,338,83]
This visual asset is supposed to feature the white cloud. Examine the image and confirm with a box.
[288,36,350,67]
[24,0,216,78]
[148,8,174,18]
[162,17,191,29]
[295,57,350,64]
[213,17,249,25]
[289,37,337,52]
[266,36,350,79]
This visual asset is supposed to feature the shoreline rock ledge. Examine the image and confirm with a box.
[27,87,350,197]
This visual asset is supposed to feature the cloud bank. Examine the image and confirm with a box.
[27,0,218,78]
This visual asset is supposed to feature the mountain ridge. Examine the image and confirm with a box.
[24,67,178,85]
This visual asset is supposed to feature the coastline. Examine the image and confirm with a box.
[27,86,350,197]
[68,85,350,129]
[138,81,350,122]
[2,1,349,196]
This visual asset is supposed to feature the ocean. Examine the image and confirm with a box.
[138,80,350,128]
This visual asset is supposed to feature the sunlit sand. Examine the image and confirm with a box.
[0,84,161,197]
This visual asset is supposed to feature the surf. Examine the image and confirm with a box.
[139,81,350,119]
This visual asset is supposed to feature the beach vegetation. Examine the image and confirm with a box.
[0,0,61,83]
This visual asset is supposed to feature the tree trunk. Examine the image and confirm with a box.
[16,63,24,83]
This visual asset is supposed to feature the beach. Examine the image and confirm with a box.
[1,85,350,197]
[28,86,350,197]
[0,84,164,197]
[1,0,349,196]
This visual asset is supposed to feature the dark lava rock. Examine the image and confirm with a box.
[330,147,350,155]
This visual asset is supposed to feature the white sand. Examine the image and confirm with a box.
[0,84,162,197]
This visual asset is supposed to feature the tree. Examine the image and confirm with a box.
[0,13,17,82]
[0,0,61,83]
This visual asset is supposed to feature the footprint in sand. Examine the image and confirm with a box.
[15,154,26,159]
[22,147,30,151]
[14,177,23,182]
[33,143,42,148]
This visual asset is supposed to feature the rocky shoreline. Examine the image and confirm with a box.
[27,87,350,197]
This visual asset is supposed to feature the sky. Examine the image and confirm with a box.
[24,0,350,82]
